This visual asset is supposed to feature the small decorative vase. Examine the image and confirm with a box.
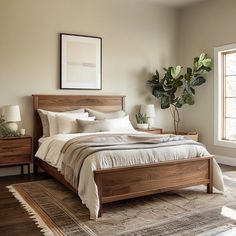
[137,123,149,130]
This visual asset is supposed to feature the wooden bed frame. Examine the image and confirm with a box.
[33,94,213,217]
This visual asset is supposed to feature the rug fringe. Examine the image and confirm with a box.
[7,185,55,236]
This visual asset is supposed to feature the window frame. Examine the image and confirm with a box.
[214,43,236,148]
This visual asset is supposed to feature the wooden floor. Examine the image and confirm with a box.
[0,165,236,236]
[0,173,50,236]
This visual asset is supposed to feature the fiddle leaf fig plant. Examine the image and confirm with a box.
[147,53,213,134]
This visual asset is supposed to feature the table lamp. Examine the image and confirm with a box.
[140,104,155,129]
[3,105,21,131]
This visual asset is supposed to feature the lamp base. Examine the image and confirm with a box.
[6,122,18,132]
[148,118,154,129]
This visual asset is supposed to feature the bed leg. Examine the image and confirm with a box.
[207,158,213,194]
[207,183,213,194]
[33,164,38,175]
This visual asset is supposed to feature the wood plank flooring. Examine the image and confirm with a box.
[0,173,50,236]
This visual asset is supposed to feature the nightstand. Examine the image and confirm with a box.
[0,136,32,175]
[136,128,163,134]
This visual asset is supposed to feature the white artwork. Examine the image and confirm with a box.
[60,34,102,90]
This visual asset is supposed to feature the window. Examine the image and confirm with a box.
[215,44,236,148]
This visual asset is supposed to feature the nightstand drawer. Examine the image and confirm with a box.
[0,154,31,165]
[0,138,31,155]
[0,145,31,156]
[0,138,31,150]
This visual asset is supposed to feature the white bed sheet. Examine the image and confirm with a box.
[35,132,224,219]
[38,137,48,147]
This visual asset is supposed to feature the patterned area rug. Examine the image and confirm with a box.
[8,171,236,236]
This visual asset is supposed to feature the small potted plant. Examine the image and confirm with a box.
[136,112,149,129]
[0,115,20,138]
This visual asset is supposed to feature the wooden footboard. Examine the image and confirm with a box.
[94,156,213,217]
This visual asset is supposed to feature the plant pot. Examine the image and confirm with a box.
[178,132,198,142]
[136,123,149,130]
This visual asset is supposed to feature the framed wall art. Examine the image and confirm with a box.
[60,33,102,90]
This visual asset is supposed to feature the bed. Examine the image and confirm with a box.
[33,94,222,220]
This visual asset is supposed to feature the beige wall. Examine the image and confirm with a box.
[0,0,178,133]
[178,0,236,158]
[0,0,178,175]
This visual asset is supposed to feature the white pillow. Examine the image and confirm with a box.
[77,115,135,133]
[48,112,89,136]
[37,108,85,137]
[57,115,95,134]
[106,115,135,132]
[85,108,126,120]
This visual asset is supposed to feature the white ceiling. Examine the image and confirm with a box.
[150,0,207,8]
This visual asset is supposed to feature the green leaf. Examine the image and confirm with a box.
[171,65,181,78]
[190,87,195,94]
[191,76,206,86]
[161,96,170,109]
[177,75,184,80]
[182,92,194,105]
[152,70,159,83]
[152,88,165,98]
[185,94,194,105]
[184,80,192,94]
[175,98,184,108]
[136,112,148,124]
[194,61,202,71]
[204,66,212,72]
[202,58,212,67]
[187,67,192,76]
[173,79,183,87]
[199,53,206,61]
[194,56,199,63]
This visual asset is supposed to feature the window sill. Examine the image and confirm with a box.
[214,139,236,148]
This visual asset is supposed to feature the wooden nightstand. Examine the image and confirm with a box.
[0,136,32,175]
[136,128,163,134]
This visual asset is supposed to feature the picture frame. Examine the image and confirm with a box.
[60,33,102,90]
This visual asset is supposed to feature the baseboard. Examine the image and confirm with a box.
[214,155,236,167]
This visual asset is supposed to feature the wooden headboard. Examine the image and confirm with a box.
[32,94,125,155]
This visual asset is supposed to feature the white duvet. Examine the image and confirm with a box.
[36,131,224,219]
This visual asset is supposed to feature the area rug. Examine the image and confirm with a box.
[8,171,236,236]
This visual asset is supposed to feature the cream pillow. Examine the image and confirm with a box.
[106,115,135,132]
[77,115,135,133]
[57,115,95,134]
[48,112,89,136]
[85,108,125,120]
[37,108,85,137]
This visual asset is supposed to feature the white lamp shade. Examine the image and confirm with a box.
[140,104,155,118]
[3,105,21,122]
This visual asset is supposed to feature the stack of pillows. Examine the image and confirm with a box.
[37,108,135,137]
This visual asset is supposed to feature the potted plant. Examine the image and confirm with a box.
[0,116,20,138]
[147,53,212,136]
[135,112,149,129]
